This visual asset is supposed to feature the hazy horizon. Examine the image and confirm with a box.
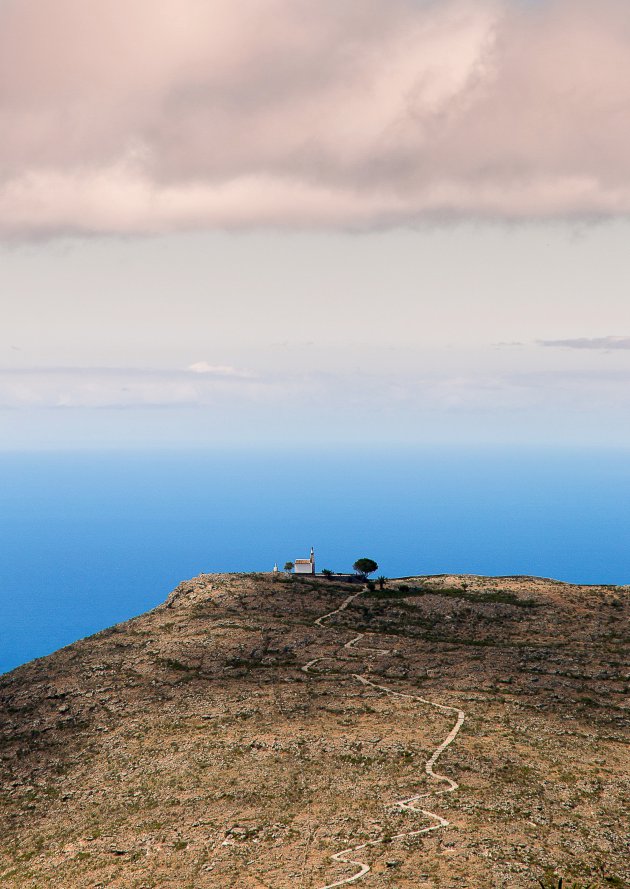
[3,222,630,450]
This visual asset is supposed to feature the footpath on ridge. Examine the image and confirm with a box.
[303,589,466,889]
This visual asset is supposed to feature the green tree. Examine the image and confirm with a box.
[376,575,387,590]
[353,558,378,579]
[284,561,294,573]
[321,568,333,579]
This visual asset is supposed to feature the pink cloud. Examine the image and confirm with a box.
[2,0,630,236]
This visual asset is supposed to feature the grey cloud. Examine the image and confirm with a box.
[5,1,630,236]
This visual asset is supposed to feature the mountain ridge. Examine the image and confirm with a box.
[1,572,628,888]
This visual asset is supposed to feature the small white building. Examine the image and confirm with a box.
[294,547,315,575]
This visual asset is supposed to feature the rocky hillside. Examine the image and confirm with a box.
[0,573,628,888]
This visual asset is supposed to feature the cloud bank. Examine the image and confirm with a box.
[3,0,630,236]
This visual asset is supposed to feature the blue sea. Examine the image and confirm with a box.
[1,446,629,674]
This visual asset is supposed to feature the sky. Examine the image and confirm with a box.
[2,0,630,449]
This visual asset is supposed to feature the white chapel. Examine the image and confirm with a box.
[294,547,316,575]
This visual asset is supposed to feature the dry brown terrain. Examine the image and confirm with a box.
[0,572,628,889]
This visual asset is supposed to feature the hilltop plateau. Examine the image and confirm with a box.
[0,573,628,888]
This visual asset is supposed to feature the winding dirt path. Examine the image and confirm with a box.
[302,590,466,889]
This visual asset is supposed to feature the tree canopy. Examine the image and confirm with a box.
[353,558,378,578]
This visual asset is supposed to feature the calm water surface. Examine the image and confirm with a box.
[1,446,629,673]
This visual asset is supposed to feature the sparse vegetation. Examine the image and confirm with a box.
[538,878,594,889]
[159,657,194,672]
[364,583,538,607]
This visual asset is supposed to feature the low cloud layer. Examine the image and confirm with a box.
[3,364,630,414]
[3,0,630,236]
[540,336,630,351]
[0,366,263,408]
